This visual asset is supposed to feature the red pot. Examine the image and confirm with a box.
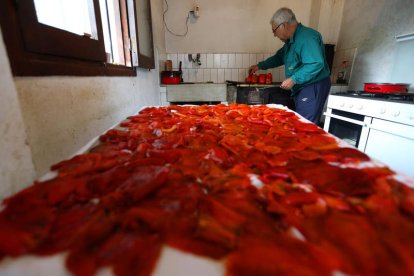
[161,71,182,85]
[364,83,410,93]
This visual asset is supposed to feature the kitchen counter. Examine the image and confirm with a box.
[163,83,227,103]
[160,83,349,106]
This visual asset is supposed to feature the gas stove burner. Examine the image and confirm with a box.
[333,91,414,103]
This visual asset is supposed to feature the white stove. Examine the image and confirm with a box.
[324,92,414,178]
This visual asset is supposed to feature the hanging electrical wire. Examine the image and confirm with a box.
[163,0,191,37]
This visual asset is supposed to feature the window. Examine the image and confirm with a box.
[0,0,155,76]
[134,0,155,69]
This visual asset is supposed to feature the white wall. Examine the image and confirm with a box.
[164,0,316,53]
[152,0,167,56]
[0,0,166,199]
[0,29,36,199]
[14,72,160,178]
[162,0,344,83]
[335,0,414,90]
[316,0,344,45]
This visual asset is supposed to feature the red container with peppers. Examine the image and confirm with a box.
[246,73,273,84]
[265,73,272,84]
[258,74,266,84]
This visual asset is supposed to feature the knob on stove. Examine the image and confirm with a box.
[393,111,400,117]
[357,104,363,110]
[348,103,354,108]
[380,108,386,114]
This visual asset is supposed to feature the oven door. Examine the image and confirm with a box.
[324,109,372,151]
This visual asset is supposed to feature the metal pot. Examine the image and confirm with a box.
[161,71,182,85]
[364,83,410,93]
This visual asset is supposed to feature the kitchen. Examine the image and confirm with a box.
[1,0,414,275]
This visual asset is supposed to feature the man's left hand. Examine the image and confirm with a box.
[280,78,295,90]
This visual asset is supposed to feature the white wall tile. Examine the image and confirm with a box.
[159,53,167,61]
[231,69,239,81]
[235,54,243,68]
[225,69,232,81]
[220,53,228,68]
[264,53,272,59]
[256,53,264,64]
[167,53,178,69]
[242,53,250,68]
[213,54,221,68]
[159,60,165,71]
[238,69,248,82]
[210,69,218,83]
[182,69,189,83]
[199,53,206,69]
[183,53,193,69]
[228,54,236,68]
[206,54,214,68]
[217,68,225,83]
[249,53,257,66]
[271,68,279,82]
[177,54,185,70]
[196,69,204,82]
[203,69,211,82]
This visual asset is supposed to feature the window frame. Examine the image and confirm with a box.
[134,0,155,69]
[0,0,136,76]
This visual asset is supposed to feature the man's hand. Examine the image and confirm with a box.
[249,65,259,75]
[280,78,295,90]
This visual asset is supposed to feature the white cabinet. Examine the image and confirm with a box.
[365,118,414,178]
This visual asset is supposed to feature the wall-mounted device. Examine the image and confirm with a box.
[188,53,201,66]
[190,4,200,18]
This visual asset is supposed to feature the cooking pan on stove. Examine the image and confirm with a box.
[364,83,410,93]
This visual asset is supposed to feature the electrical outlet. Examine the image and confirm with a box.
[191,4,200,18]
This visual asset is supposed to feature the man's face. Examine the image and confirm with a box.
[272,22,288,42]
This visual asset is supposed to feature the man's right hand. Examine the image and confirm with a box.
[249,65,259,75]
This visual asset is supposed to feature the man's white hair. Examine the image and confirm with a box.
[270,7,297,25]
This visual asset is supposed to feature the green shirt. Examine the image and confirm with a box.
[258,23,330,94]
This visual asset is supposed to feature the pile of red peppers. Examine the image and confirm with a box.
[1,104,414,275]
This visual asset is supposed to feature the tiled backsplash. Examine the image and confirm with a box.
[161,53,285,83]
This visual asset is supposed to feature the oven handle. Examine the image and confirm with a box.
[324,113,368,127]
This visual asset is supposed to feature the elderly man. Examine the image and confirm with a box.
[250,7,331,124]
